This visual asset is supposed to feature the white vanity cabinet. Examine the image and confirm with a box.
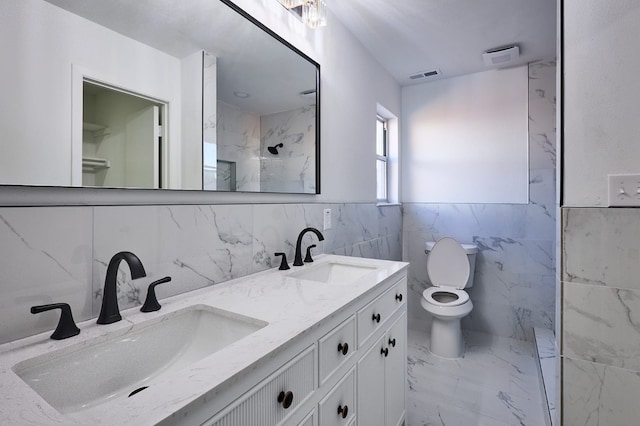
[196,271,407,426]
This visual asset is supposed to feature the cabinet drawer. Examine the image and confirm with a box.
[318,368,356,426]
[298,408,316,426]
[357,278,406,347]
[318,316,355,385]
[206,345,316,426]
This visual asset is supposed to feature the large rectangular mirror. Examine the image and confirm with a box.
[0,0,320,194]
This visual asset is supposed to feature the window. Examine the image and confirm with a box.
[376,115,388,202]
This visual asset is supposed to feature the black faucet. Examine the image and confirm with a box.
[97,251,147,324]
[293,227,324,266]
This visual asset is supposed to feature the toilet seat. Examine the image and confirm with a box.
[422,286,469,307]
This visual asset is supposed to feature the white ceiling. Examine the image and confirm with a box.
[328,0,557,85]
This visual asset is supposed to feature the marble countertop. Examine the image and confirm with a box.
[0,255,407,425]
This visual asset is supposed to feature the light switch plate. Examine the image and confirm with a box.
[323,209,332,230]
[608,174,640,206]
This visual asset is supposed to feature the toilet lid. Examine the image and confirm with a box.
[426,237,470,289]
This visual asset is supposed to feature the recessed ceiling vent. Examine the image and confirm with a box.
[408,69,441,81]
[482,45,520,67]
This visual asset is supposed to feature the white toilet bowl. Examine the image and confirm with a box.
[421,237,477,358]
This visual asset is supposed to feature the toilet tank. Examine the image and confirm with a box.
[425,241,478,288]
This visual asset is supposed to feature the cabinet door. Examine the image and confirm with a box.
[385,313,407,426]
[356,336,385,426]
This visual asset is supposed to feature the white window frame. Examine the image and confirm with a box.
[376,115,389,202]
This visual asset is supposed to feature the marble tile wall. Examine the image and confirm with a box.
[562,207,640,425]
[260,105,316,193]
[216,100,261,192]
[0,203,401,345]
[403,60,557,341]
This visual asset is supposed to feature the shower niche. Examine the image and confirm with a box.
[82,80,165,189]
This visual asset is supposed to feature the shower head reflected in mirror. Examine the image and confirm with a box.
[268,143,284,155]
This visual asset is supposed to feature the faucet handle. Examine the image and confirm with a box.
[140,276,171,312]
[30,303,80,340]
[274,252,290,270]
[304,244,317,263]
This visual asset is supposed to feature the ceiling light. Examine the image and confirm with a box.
[277,0,305,9]
[233,91,250,98]
[302,0,327,29]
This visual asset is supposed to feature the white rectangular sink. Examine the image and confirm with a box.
[287,261,377,284]
[12,305,267,414]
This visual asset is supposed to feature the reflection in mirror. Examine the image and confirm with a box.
[0,0,320,194]
[82,81,165,189]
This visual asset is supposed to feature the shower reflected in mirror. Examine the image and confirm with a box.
[268,143,284,155]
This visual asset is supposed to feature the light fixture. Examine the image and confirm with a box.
[233,91,250,98]
[302,0,327,29]
[277,0,305,9]
[277,0,326,29]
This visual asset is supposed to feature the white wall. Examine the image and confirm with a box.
[0,0,182,187]
[564,1,640,206]
[402,66,529,203]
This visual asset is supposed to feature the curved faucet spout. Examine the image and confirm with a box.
[97,251,147,324]
[294,227,325,266]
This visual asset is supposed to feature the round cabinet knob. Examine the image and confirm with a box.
[372,313,381,323]
[395,293,403,302]
[337,342,349,356]
[337,404,349,419]
[277,390,294,409]
[381,347,389,357]
[388,338,396,347]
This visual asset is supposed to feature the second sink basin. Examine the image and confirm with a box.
[288,261,377,284]
[13,305,267,414]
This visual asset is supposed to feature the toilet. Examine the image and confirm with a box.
[420,237,478,358]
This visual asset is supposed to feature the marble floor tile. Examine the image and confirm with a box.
[408,326,546,426]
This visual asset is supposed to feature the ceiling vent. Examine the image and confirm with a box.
[482,45,520,67]
[408,69,441,81]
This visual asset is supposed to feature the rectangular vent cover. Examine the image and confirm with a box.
[408,69,441,81]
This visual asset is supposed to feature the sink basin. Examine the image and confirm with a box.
[287,261,377,284]
[13,305,267,414]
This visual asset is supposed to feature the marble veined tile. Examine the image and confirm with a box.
[563,208,640,290]
[407,397,511,426]
[0,207,93,344]
[528,60,557,170]
[563,282,640,371]
[563,357,640,426]
[328,204,380,252]
[408,327,545,425]
[93,205,254,314]
[251,204,324,271]
[260,106,316,193]
[534,327,557,419]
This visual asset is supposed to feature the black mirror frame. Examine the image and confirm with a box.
[220,0,321,194]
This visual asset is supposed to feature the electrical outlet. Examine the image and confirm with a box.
[608,174,640,206]
[323,209,332,230]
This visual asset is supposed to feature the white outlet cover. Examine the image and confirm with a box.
[323,209,331,230]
